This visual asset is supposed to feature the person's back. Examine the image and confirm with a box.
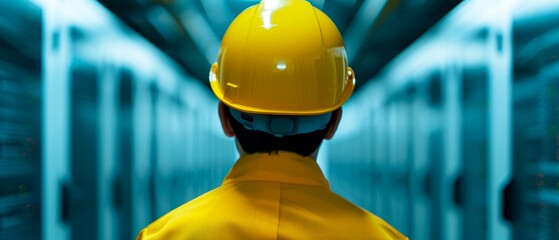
[137,0,408,239]
[137,152,406,239]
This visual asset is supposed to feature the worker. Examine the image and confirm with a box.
[137,0,408,239]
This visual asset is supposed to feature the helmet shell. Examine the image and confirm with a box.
[209,0,355,115]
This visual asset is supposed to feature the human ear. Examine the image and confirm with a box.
[218,102,236,137]
[324,108,342,140]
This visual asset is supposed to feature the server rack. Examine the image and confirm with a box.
[509,2,559,237]
[385,86,414,234]
[0,0,238,239]
[425,72,447,240]
[115,68,135,240]
[459,65,490,240]
[68,61,100,240]
[0,58,42,240]
[512,63,559,240]
[369,89,390,220]
[326,1,514,240]
[98,64,120,240]
[409,77,435,240]
[0,1,43,239]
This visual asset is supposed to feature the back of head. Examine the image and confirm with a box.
[209,0,355,156]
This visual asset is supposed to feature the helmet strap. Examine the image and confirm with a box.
[228,108,332,137]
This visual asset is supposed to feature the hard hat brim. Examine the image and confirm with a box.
[210,63,355,116]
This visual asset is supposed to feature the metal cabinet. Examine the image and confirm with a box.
[511,65,559,240]
[68,63,100,240]
[507,2,559,239]
[0,1,42,239]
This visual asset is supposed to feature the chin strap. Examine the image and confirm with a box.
[229,108,332,137]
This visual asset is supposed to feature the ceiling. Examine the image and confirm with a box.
[99,0,461,91]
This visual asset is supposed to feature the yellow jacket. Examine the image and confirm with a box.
[137,151,408,239]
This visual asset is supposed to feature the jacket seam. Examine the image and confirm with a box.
[276,183,282,240]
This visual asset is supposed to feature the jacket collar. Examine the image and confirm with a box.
[222,151,330,190]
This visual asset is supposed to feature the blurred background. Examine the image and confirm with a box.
[0,0,558,239]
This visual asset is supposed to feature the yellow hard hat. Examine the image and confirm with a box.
[209,0,355,115]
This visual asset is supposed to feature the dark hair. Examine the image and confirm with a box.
[225,106,333,156]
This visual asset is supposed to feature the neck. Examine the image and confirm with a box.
[235,138,320,161]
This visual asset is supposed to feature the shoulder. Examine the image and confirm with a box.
[136,187,226,239]
[360,211,409,240]
[322,191,408,239]
[137,183,275,239]
[278,186,408,239]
